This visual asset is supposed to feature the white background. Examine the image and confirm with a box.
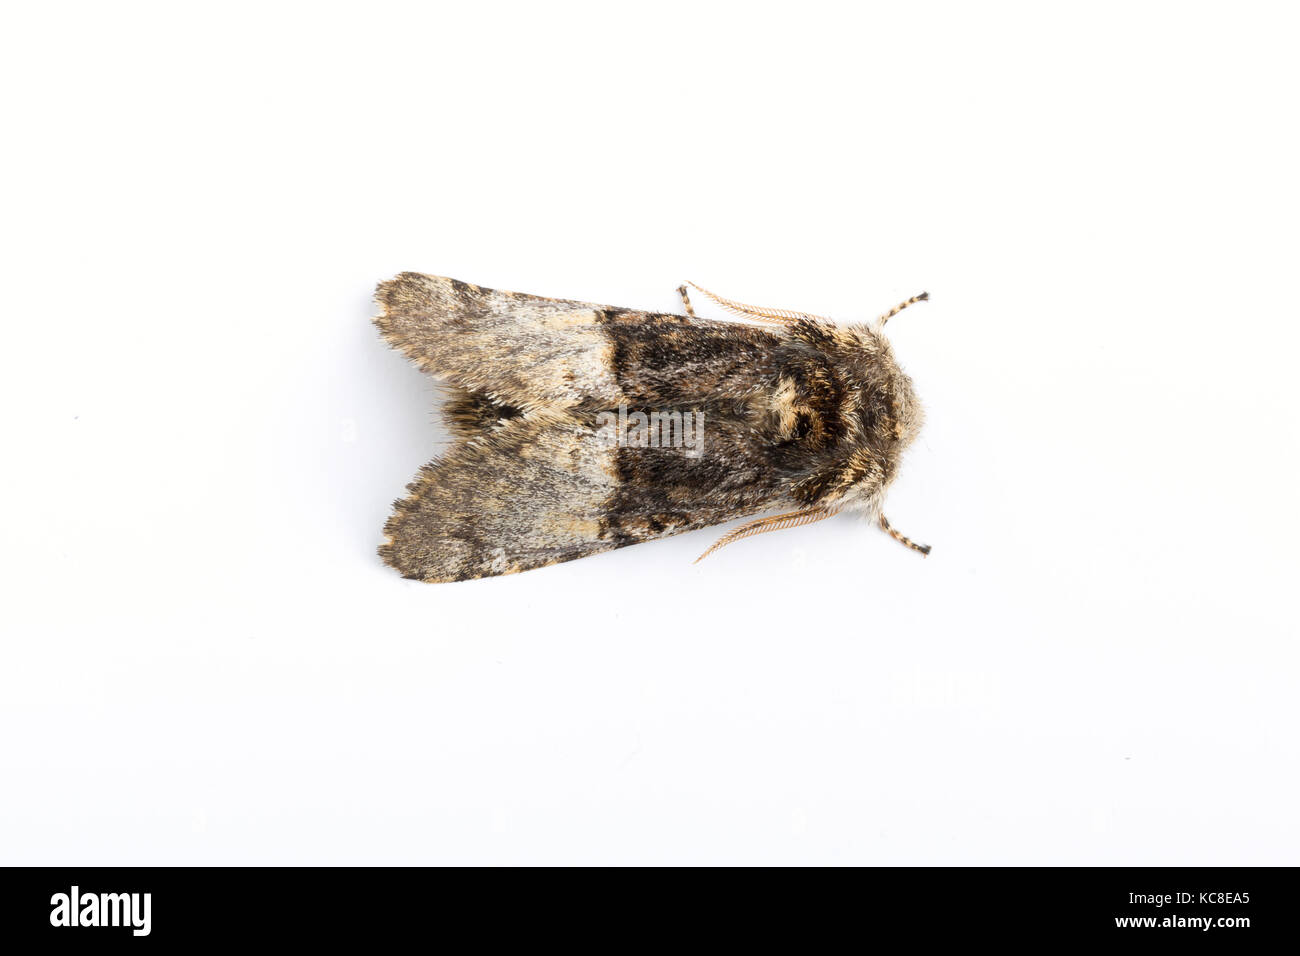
[2,1,1297,865]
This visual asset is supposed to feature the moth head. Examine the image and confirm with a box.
[845,323,925,450]
[812,327,925,518]
[871,289,928,447]
[892,368,925,449]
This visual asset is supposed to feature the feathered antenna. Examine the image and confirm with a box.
[695,507,835,563]
[684,281,833,325]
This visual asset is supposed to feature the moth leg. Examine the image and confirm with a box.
[685,281,832,326]
[877,291,929,327]
[694,506,834,563]
[676,284,698,318]
[879,514,931,556]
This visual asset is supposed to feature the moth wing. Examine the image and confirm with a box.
[380,416,621,581]
[374,272,624,411]
[376,273,822,578]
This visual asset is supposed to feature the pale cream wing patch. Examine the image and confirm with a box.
[374,272,626,412]
[379,416,621,581]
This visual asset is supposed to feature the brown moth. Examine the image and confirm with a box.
[374,273,930,582]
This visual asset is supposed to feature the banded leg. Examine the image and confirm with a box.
[694,506,834,563]
[879,514,931,556]
[684,281,832,326]
[877,291,929,327]
[676,284,697,318]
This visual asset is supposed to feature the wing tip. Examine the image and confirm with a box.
[371,272,458,370]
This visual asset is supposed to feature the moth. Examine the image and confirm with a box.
[374,273,930,582]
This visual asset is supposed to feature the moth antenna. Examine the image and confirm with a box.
[694,507,834,563]
[686,281,833,326]
[879,513,931,556]
[877,291,929,328]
